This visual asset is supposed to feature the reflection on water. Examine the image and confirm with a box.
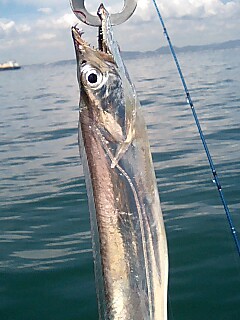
[0,48,239,319]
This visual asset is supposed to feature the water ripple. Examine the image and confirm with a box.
[0,48,239,319]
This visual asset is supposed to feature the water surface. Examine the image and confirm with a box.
[0,48,239,319]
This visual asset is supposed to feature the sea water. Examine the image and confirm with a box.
[0,48,239,319]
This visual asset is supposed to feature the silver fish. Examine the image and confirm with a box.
[72,5,168,320]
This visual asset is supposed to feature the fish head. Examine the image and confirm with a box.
[72,26,126,140]
[72,26,116,100]
[72,4,136,145]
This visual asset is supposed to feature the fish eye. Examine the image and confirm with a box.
[81,65,104,89]
[88,72,98,84]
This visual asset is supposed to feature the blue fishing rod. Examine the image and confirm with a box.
[152,0,240,257]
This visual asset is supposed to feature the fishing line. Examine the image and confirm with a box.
[151,0,240,257]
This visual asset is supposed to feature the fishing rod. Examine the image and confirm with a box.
[151,0,240,257]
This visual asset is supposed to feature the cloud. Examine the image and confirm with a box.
[38,8,52,15]
[0,20,15,33]
[0,19,31,38]
[134,0,240,20]
[112,0,240,51]
[3,0,63,6]
[35,13,78,30]
[38,33,56,41]
[16,23,31,33]
[55,13,79,28]
[0,0,240,64]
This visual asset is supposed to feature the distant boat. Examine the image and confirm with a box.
[0,61,21,71]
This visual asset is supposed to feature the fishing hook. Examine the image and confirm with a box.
[70,0,137,26]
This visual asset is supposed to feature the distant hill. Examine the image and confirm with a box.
[45,39,240,66]
[122,39,240,60]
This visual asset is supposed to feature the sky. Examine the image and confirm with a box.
[0,0,239,65]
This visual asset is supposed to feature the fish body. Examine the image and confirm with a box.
[72,5,168,320]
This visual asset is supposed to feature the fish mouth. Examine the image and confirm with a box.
[71,4,112,60]
[71,28,115,74]
[71,26,90,56]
